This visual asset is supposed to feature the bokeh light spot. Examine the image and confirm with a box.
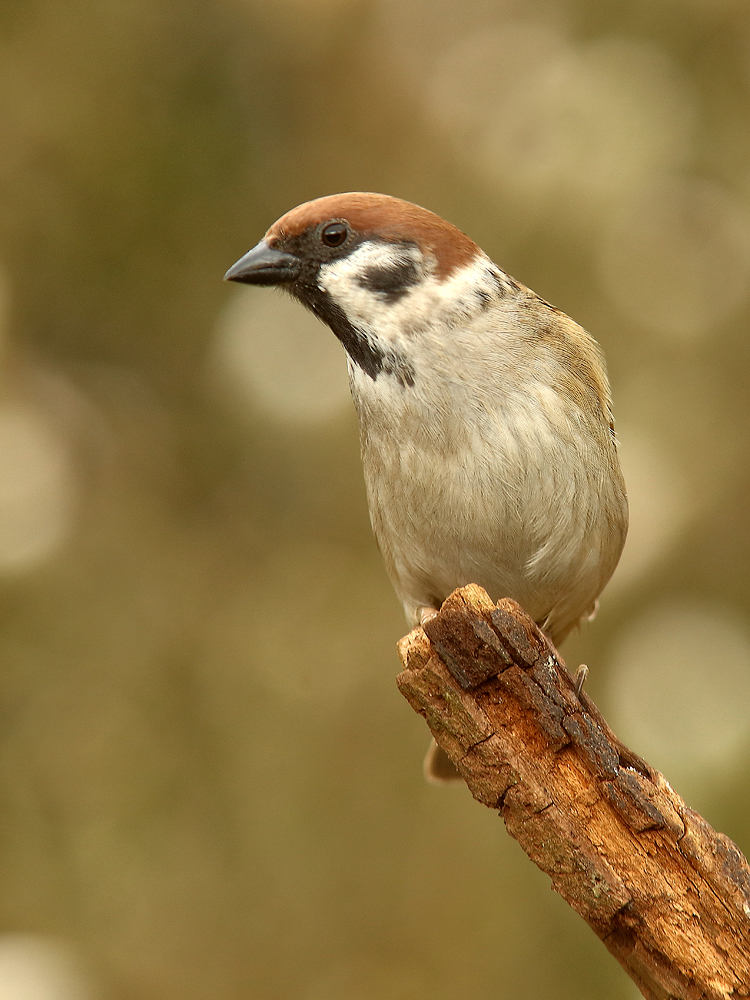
[211,290,351,427]
[0,402,76,573]
[608,428,695,593]
[425,27,694,205]
[0,936,97,1000]
[598,177,750,339]
[606,599,750,786]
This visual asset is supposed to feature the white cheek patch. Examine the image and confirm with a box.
[318,243,507,349]
[319,240,418,285]
[318,242,423,323]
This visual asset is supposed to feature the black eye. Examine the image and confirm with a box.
[321,222,348,247]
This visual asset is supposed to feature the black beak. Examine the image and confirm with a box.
[223,240,301,286]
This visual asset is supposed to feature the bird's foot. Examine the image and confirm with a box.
[584,600,599,623]
[574,663,589,697]
[418,606,440,626]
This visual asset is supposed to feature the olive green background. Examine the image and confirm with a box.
[0,0,749,997]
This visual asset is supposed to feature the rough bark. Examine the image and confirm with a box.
[396,584,750,1000]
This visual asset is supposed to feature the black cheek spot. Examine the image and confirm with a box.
[357,257,420,303]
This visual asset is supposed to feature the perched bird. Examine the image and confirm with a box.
[224,193,628,777]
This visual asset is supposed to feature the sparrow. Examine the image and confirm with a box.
[224,193,628,778]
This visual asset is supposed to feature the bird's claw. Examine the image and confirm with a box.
[574,664,589,697]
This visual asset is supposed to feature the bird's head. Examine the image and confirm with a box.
[224,193,505,383]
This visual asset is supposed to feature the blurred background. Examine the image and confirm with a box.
[0,0,749,997]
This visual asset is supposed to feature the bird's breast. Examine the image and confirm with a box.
[349,357,627,634]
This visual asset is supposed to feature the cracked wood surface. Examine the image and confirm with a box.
[396,585,750,1000]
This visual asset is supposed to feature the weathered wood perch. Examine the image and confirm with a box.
[396,584,750,1000]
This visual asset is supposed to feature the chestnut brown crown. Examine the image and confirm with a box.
[265,193,480,280]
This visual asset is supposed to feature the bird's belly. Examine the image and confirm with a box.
[362,432,623,642]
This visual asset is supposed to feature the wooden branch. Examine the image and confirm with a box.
[396,585,750,1000]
